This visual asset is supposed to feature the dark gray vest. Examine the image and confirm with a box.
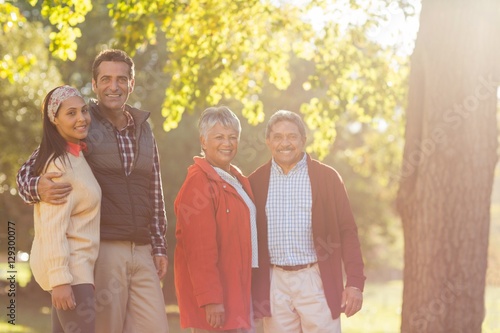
[84,100,154,244]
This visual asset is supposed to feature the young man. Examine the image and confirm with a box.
[249,110,365,333]
[17,49,169,333]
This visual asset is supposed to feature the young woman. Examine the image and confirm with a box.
[28,85,101,333]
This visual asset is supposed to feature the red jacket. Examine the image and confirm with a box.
[174,157,254,330]
[249,154,365,319]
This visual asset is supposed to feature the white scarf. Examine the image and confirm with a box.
[214,167,259,268]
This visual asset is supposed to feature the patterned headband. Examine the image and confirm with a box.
[47,85,83,123]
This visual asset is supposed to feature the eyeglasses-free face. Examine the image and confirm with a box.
[53,96,90,144]
[266,120,306,174]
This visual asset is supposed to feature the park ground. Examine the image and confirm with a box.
[1,265,499,333]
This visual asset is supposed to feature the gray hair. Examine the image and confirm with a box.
[198,106,241,139]
[198,106,241,156]
[266,110,306,139]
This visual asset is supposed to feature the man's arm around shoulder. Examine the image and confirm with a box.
[16,148,72,205]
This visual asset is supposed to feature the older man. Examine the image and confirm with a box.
[249,110,365,333]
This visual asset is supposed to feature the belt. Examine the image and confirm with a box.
[272,262,317,271]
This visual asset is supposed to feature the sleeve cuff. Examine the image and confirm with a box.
[196,289,224,308]
[151,246,168,256]
[48,266,73,289]
[29,176,42,202]
[346,277,366,292]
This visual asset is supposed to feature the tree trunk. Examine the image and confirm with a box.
[397,1,500,332]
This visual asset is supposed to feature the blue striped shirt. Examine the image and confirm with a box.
[266,154,317,266]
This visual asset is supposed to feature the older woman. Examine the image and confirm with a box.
[174,106,257,332]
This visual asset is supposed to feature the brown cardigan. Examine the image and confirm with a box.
[249,154,365,319]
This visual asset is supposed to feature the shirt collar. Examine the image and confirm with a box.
[66,141,87,157]
[271,152,307,175]
[120,110,135,131]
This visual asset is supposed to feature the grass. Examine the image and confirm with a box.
[2,276,500,333]
[342,280,403,333]
[484,285,500,333]
[342,281,500,333]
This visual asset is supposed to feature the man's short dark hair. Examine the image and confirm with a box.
[92,49,135,81]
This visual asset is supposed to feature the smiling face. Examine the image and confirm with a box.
[53,96,90,144]
[92,61,134,113]
[201,122,239,172]
[266,120,306,174]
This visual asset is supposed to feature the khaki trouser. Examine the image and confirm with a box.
[263,264,341,333]
[94,240,169,333]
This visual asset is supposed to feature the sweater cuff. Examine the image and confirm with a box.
[346,277,366,292]
[48,266,73,289]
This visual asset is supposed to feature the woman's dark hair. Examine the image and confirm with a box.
[33,87,69,176]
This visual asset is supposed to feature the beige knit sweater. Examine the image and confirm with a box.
[30,151,101,291]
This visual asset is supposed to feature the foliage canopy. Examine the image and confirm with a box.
[2,0,413,160]
[1,0,416,272]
